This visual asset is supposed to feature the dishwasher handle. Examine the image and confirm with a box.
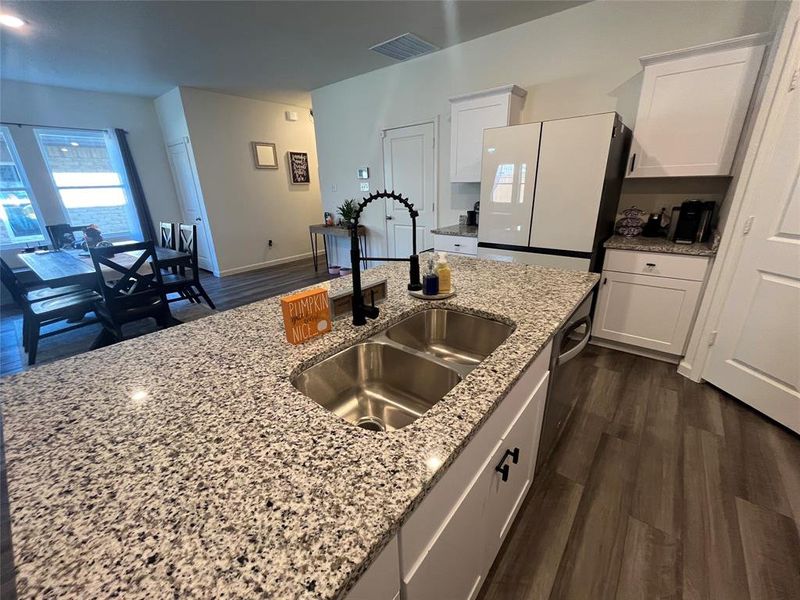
[557,316,592,366]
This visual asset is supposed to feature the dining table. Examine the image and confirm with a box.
[17,244,191,289]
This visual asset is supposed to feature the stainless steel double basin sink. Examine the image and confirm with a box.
[291,309,515,432]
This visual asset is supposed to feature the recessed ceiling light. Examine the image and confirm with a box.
[70,142,79,147]
[60,147,68,152]
[0,14,25,28]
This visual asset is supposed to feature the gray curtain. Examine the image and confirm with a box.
[114,128,156,242]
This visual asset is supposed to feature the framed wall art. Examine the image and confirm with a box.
[252,142,278,169]
[287,151,310,184]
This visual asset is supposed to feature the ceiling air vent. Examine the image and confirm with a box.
[370,33,440,61]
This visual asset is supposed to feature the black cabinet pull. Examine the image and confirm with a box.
[630,153,637,173]
[646,262,656,267]
[495,447,520,482]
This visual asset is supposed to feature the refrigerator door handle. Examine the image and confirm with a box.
[558,316,592,366]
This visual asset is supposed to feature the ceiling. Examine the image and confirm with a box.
[0,1,587,107]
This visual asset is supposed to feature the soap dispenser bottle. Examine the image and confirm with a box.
[436,252,452,293]
[423,256,439,296]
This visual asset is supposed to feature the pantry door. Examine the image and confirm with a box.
[382,122,436,258]
[703,12,800,433]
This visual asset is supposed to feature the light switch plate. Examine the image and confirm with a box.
[359,182,370,192]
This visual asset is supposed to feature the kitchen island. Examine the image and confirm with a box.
[0,255,597,599]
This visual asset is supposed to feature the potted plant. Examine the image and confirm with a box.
[337,199,358,228]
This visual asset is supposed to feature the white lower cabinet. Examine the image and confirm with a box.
[399,344,551,600]
[433,234,478,256]
[592,250,711,356]
[345,536,400,600]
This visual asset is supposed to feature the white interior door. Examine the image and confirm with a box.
[382,122,436,258]
[703,18,800,433]
[166,140,213,272]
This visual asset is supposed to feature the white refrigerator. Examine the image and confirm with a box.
[477,112,630,271]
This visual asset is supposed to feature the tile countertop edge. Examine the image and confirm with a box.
[603,234,717,257]
[430,223,479,238]
[0,255,599,600]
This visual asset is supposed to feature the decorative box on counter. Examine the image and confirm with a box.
[280,288,332,344]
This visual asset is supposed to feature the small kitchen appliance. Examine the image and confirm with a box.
[674,200,715,244]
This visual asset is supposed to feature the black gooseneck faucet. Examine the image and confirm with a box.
[350,190,423,326]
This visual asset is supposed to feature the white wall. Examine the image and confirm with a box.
[0,79,183,252]
[311,0,778,263]
[159,87,323,275]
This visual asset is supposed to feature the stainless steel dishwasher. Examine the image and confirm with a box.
[535,292,594,473]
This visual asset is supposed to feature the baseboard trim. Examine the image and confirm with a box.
[218,251,325,277]
[589,337,681,364]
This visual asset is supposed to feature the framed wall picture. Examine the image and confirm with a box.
[252,142,278,169]
[357,167,369,180]
[287,151,310,184]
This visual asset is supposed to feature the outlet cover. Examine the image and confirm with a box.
[360,182,370,192]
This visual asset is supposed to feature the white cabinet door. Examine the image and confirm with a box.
[529,114,614,252]
[478,123,542,247]
[449,86,525,183]
[403,458,492,600]
[628,38,765,178]
[592,271,702,355]
[483,372,549,565]
[346,537,400,600]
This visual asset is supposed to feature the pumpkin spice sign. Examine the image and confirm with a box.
[280,288,332,344]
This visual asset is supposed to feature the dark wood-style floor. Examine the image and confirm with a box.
[0,256,333,377]
[478,344,800,600]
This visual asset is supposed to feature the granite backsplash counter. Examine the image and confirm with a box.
[430,223,479,237]
[604,234,717,256]
[0,254,597,599]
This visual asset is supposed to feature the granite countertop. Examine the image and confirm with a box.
[430,223,479,238]
[0,255,597,599]
[604,234,717,257]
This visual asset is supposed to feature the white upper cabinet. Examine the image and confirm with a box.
[627,33,768,178]
[449,85,526,183]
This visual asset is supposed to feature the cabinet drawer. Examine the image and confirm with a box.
[604,249,710,281]
[400,342,551,579]
[434,234,478,256]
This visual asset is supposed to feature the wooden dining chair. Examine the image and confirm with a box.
[46,224,88,250]
[89,241,177,343]
[0,258,100,365]
[159,222,176,250]
[162,224,216,309]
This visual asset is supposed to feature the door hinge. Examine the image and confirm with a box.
[603,277,607,285]
[743,215,755,235]
[707,330,718,347]
[432,137,436,148]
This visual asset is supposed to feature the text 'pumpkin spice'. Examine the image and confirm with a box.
[280,288,332,344]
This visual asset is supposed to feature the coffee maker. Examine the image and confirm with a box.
[673,200,715,244]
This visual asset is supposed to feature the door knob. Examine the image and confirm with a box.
[386,216,394,220]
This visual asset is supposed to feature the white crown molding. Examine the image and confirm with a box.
[639,32,773,67]
[448,84,527,103]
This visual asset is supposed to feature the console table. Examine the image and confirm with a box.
[308,224,367,272]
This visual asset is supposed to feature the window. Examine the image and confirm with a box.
[0,126,46,245]
[35,129,141,239]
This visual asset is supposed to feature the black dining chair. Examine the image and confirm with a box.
[0,258,100,365]
[162,224,216,309]
[46,224,88,250]
[159,222,176,250]
[89,241,177,343]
